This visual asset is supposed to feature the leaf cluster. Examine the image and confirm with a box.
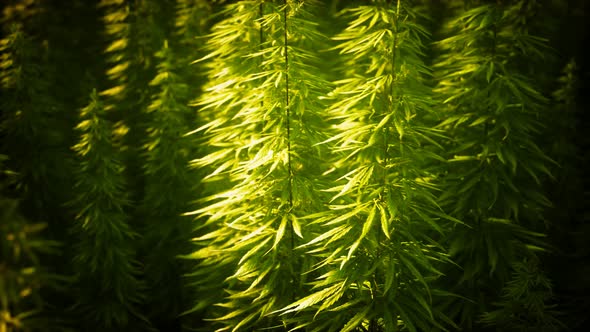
[432,0,561,328]
[480,258,565,332]
[138,40,200,324]
[0,156,64,332]
[270,2,457,331]
[185,1,332,330]
[69,90,145,330]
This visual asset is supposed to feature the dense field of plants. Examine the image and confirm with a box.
[1,0,588,331]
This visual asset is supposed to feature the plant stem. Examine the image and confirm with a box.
[283,0,296,304]
[283,0,293,215]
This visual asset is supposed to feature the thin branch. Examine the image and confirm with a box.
[283,0,293,212]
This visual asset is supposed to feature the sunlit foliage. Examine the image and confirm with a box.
[185,0,330,330]
[0,0,587,331]
[274,1,457,331]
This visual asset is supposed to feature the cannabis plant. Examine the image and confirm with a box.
[0,24,72,222]
[0,155,63,332]
[98,0,168,207]
[99,0,133,101]
[481,257,564,332]
[172,0,215,123]
[550,60,578,170]
[99,0,169,101]
[174,0,214,64]
[275,1,456,331]
[545,59,590,330]
[186,0,330,330]
[433,1,557,328]
[139,41,198,330]
[69,90,145,331]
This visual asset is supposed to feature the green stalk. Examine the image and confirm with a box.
[388,1,401,328]
[283,0,296,259]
